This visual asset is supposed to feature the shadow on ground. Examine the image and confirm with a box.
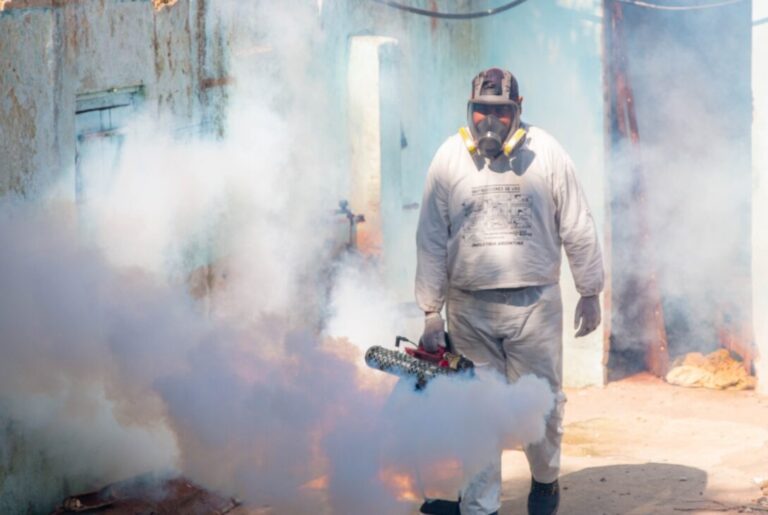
[502,463,711,515]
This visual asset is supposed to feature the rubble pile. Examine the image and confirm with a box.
[665,349,756,390]
[749,477,768,509]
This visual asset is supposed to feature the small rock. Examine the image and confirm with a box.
[600,477,607,482]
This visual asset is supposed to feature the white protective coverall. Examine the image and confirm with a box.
[415,123,604,515]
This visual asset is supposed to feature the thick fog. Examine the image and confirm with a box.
[0,1,556,512]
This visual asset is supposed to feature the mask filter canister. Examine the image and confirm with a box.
[475,115,508,158]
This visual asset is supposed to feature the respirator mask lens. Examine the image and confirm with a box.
[469,102,519,158]
[472,103,515,118]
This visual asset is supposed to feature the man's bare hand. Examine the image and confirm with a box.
[574,295,601,337]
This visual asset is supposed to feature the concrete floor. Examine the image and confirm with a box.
[497,373,768,514]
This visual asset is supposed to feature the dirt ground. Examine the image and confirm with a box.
[53,374,767,515]
[495,373,768,514]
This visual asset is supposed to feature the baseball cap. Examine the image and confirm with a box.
[470,68,519,105]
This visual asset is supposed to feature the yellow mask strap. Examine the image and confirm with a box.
[503,128,527,157]
[460,127,527,157]
[458,127,477,155]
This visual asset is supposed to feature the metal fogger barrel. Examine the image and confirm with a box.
[365,342,474,389]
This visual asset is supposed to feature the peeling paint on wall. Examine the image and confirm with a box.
[0,0,225,197]
[0,9,58,196]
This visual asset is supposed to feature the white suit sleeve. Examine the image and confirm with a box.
[554,154,605,297]
[415,149,451,313]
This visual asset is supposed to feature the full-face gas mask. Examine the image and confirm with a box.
[464,68,526,160]
[467,101,522,159]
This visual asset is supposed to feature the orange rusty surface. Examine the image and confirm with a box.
[201,76,235,89]
[429,0,438,32]
[1,0,69,10]
[717,310,756,375]
[712,272,756,375]
[1,0,179,9]
[153,0,178,11]
[354,226,384,256]
[605,0,669,378]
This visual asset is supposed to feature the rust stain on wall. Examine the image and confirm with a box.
[153,0,178,11]
[1,86,37,194]
[201,76,233,89]
[1,0,71,9]
[429,0,438,32]
[196,0,206,100]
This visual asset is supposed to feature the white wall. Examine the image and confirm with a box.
[753,2,768,394]
[346,36,398,255]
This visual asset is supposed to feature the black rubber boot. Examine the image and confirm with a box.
[419,499,461,515]
[527,478,560,515]
[419,498,498,515]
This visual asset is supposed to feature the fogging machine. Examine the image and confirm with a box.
[365,334,474,389]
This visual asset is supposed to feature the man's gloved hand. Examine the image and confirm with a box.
[574,295,601,337]
[422,312,446,352]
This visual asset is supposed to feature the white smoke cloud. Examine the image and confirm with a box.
[325,253,406,353]
[752,0,768,395]
[0,204,185,504]
[0,1,555,513]
[0,201,554,512]
[604,3,758,382]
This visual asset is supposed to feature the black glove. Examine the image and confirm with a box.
[421,313,446,352]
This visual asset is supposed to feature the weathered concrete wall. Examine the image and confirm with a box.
[0,416,57,514]
[0,1,225,511]
[0,0,222,199]
[0,9,58,196]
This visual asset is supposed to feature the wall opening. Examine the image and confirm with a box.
[75,86,144,204]
[604,2,755,390]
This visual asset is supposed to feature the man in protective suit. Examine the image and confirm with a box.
[415,68,604,515]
